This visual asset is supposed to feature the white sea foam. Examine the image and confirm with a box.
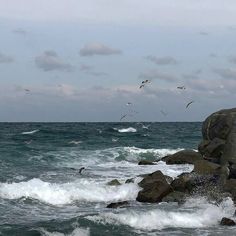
[0,178,140,205]
[21,129,39,135]
[87,197,235,231]
[117,127,137,133]
[39,227,90,236]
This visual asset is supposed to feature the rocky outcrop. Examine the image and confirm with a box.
[199,108,236,165]
[107,179,121,186]
[136,170,172,203]
[162,150,203,165]
[193,160,221,175]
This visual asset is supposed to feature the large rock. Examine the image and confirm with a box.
[136,170,172,203]
[199,108,236,164]
[193,160,221,175]
[162,191,189,204]
[220,217,236,226]
[162,150,203,165]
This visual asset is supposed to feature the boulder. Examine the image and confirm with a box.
[106,201,129,208]
[220,217,236,226]
[107,179,121,186]
[162,191,189,204]
[193,160,221,175]
[138,160,156,165]
[162,150,203,165]
[136,181,172,203]
[199,108,236,164]
[136,170,173,203]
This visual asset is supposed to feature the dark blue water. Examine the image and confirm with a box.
[0,122,235,236]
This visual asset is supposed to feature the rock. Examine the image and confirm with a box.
[138,170,168,188]
[199,108,236,164]
[171,173,193,193]
[162,191,188,204]
[193,160,221,175]
[107,179,121,186]
[138,160,156,165]
[229,164,236,179]
[136,181,172,203]
[136,170,173,203]
[125,178,134,184]
[220,217,236,226]
[162,150,203,165]
[223,179,236,193]
[106,201,129,208]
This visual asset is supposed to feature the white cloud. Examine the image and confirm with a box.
[79,43,122,56]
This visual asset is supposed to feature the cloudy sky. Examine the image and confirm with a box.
[1,0,236,121]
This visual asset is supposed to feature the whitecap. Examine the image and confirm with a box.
[39,227,90,236]
[21,129,39,135]
[87,197,235,231]
[117,127,137,133]
[0,178,140,205]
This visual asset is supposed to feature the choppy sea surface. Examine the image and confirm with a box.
[0,122,235,236]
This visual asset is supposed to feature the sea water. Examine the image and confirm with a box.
[0,122,235,235]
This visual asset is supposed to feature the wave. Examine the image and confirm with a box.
[39,227,90,236]
[0,178,140,205]
[21,129,39,135]
[116,127,137,133]
[87,197,235,231]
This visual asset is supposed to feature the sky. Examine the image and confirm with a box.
[0,0,236,122]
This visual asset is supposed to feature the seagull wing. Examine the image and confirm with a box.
[186,101,194,108]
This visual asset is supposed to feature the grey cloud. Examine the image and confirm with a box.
[0,53,14,64]
[228,56,236,64]
[79,43,122,56]
[35,50,73,72]
[12,28,27,35]
[145,55,178,65]
[79,64,108,77]
[139,70,178,82]
[214,68,236,79]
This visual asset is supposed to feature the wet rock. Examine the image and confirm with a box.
[162,191,188,204]
[107,179,121,186]
[136,180,172,203]
[138,160,156,165]
[125,178,134,184]
[220,217,236,226]
[223,179,236,193]
[162,150,203,165]
[199,108,236,164]
[136,170,173,203]
[229,164,236,179]
[106,201,129,208]
[193,160,221,175]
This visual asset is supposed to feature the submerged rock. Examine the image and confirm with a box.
[162,150,203,165]
[107,179,121,186]
[138,160,156,165]
[106,201,129,208]
[220,217,236,226]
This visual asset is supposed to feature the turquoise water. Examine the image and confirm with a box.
[0,122,235,235]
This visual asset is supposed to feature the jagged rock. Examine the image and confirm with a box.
[193,160,221,175]
[138,160,156,165]
[199,108,236,164]
[106,201,129,208]
[220,217,236,226]
[162,191,188,204]
[138,170,168,188]
[136,170,173,203]
[162,150,203,165]
[125,178,134,184]
[107,179,121,186]
[136,181,172,203]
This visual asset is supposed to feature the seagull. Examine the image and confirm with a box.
[126,102,132,106]
[79,167,85,174]
[186,101,194,109]
[120,114,127,121]
[177,86,186,90]
[160,110,168,116]
[142,80,150,84]
[24,140,32,144]
[139,84,145,89]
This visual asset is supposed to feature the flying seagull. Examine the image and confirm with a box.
[126,102,132,106]
[160,110,168,116]
[120,114,127,121]
[177,86,186,90]
[79,167,85,174]
[186,101,194,109]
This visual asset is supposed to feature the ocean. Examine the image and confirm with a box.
[0,122,235,236]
